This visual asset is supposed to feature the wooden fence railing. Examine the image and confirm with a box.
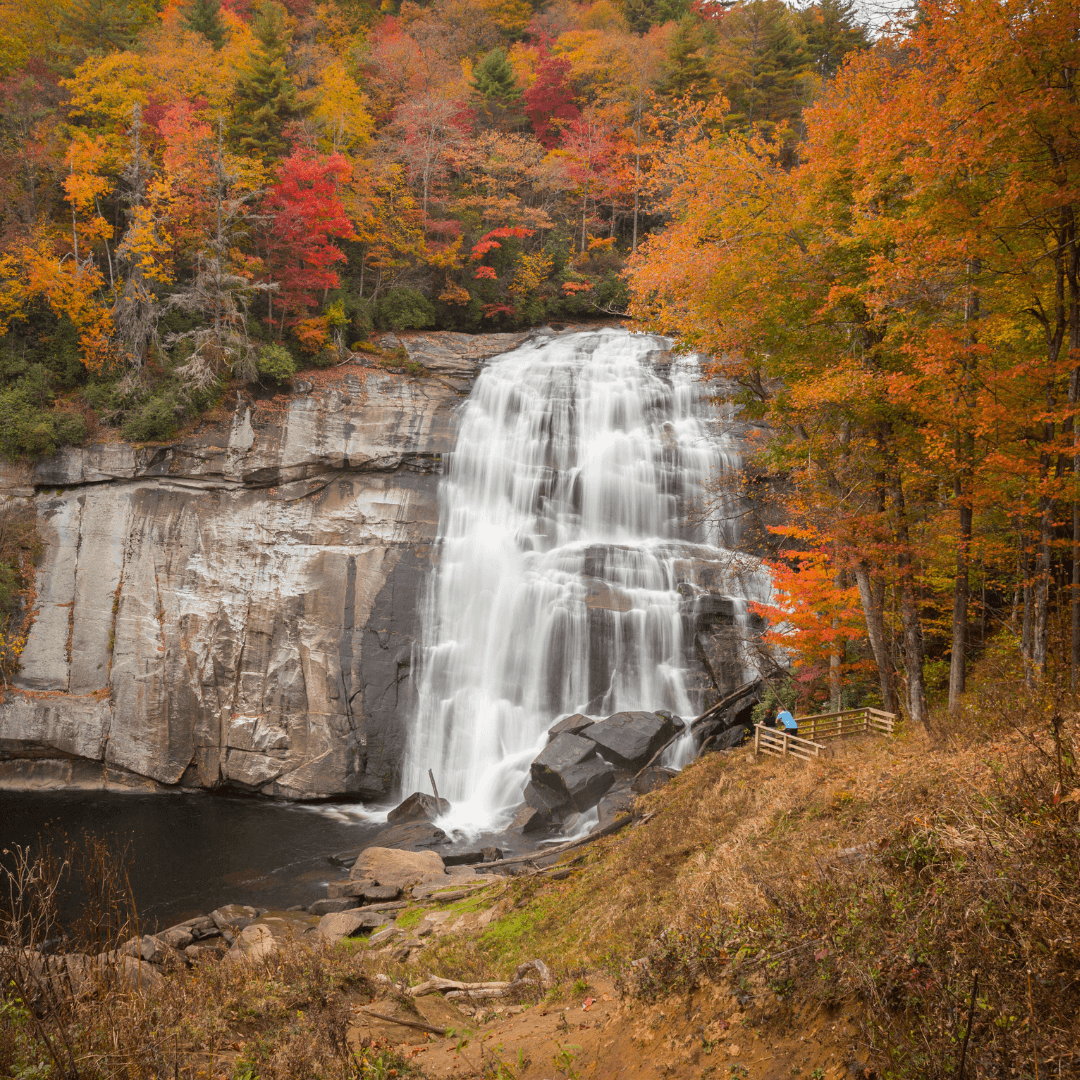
[753,707,898,762]
[753,725,827,762]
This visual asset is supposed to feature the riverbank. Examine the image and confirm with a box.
[6,688,1075,1078]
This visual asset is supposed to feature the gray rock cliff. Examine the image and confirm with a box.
[0,332,529,799]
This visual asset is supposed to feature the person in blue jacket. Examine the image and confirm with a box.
[776,709,799,735]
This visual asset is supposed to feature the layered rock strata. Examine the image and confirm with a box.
[0,332,528,799]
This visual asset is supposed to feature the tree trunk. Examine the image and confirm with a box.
[891,475,930,734]
[854,566,897,714]
[949,494,972,712]
[1033,501,1054,681]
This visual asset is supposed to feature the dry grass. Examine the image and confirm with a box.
[421,696,1080,1078]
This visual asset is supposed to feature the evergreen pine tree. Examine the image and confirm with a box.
[717,0,813,131]
[470,48,520,105]
[61,0,150,59]
[232,1,307,163]
[185,0,226,50]
[800,0,869,80]
[470,48,521,130]
[659,17,715,104]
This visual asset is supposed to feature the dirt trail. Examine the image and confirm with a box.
[350,975,873,1080]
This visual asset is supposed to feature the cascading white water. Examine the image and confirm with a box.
[401,329,768,833]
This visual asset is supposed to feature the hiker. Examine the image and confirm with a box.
[776,709,799,735]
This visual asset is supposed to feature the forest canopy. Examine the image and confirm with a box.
[629,0,1080,721]
[0,0,865,451]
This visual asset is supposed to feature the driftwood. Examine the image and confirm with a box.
[477,813,633,871]
[635,679,761,777]
[360,1008,449,1036]
[409,975,510,998]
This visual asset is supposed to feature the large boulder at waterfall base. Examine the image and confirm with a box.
[710,723,751,752]
[632,766,676,794]
[561,757,616,812]
[546,713,593,743]
[597,782,637,830]
[349,846,446,889]
[579,711,675,771]
[387,791,451,825]
[531,732,598,793]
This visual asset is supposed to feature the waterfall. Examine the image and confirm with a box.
[400,328,768,833]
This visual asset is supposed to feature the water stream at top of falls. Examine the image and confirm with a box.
[400,328,770,835]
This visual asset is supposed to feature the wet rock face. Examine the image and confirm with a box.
[0,333,531,800]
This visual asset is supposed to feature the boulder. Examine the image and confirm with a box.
[530,732,598,794]
[560,757,615,812]
[157,925,194,950]
[387,791,451,825]
[508,804,547,833]
[325,880,404,901]
[712,723,750,752]
[579,711,674,771]
[349,846,445,889]
[546,713,593,743]
[524,780,567,816]
[225,915,312,964]
[368,821,449,851]
[632,766,676,794]
[596,783,637,830]
[210,904,261,932]
[307,898,359,916]
[317,910,391,944]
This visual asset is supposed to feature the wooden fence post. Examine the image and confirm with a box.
[782,731,789,758]
[754,724,760,755]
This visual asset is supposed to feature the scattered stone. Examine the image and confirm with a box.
[531,733,597,793]
[307,898,359,916]
[328,851,358,868]
[210,904,261,932]
[546,713,593,743]
[481,846,502,862]
[326,880,404,901]
[387,791,451,825]
[632,766,676,794]
[559,757,615,812]
[317,910,390,944]
[120,934,171,964]
[508,804,547,833]
[158,925,194,950]
[368,821,449,851]
[368,925,403,947]
[349,846,446,889]
[225,916,311,964]
[579,711,675,771]
[286,904,306,912]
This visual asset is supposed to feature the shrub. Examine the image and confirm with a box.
[307,346,338,369]
[120,392,183,442]
[375,287,435,331]
[0,366,87,460]
[256,343,297,383]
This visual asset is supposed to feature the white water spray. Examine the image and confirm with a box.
[401,329,768,833]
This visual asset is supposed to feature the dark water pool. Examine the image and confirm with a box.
[0,791,385,930]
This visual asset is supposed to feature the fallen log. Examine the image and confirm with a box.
[360,1008,449,1036]
[445,988,508,1000]
[409,975,510,998]
[476,813,633,870]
